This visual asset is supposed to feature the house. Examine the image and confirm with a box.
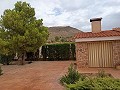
[74,18,120,68]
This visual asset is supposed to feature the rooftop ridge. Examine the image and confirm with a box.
[75,30,120,39]
[112,27,120,31]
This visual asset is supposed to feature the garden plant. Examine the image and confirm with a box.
[60,64,120,90]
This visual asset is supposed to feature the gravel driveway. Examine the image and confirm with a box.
[0,61,74,90]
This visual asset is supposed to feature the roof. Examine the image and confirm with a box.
[74,30,120,39]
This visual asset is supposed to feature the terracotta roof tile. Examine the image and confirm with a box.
[74,30,120,39]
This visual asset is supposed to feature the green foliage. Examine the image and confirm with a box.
[60,67,120,90]
[1,1,48,53]
[55,36,60,42]
[60,64,84,85]
[61,37,66,42]
[42,43,76,60]
[0,66,2,75]
[54,36,68,42]
[0,1,48,63]
[66,78,92,90]
[0,38,12,64]
[0,38,11,55]
[0,55,13,65]
[66,77,120,90]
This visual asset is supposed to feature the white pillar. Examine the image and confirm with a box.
[14,53,18,60]
[39,47,42,58]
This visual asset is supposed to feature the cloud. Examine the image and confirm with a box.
[52,8,62,16]
[102,12,120,30]
[0,0,120,32]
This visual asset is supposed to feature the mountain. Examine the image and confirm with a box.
[47,26,82,42]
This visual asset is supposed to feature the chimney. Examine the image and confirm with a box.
[90,18,102,33]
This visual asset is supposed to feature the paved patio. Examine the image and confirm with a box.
[0,61,120,90]
[78,67,120,79]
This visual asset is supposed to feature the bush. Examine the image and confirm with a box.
[60,67,120,90]
[0,66,2,75]
[0,55,13,65]
[66,78,92,90]
[66,77,120,90]
[60,64,85,85]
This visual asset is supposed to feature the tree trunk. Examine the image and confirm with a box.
[18,52,26,65]
[6,57,9,65]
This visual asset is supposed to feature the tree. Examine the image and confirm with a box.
[61,37,66,42]
[0,1,48,65]
[55,36,60,42]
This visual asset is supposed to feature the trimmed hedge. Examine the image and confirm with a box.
[0,55,13,65]
[42,43,76,61]
[0,66,2,75]
[0,43,76,61]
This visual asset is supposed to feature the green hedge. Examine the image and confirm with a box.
[0,55,13,65]
[42,43,76,61]
[0,66,2,75]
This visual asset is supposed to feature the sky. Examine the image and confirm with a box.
[0,0,120,32]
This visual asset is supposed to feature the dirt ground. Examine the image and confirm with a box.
[0,61,120,90]
[0,61,74,90]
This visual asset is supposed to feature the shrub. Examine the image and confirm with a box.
[0,55,13,65]
[61,68,120,90]
[92,77,120,89]
[60,64,85,85]
[66,78,92,90]
[66,77,120,90]
[0,66,2,75]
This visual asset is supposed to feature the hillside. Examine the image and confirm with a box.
[48,26,82,42]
